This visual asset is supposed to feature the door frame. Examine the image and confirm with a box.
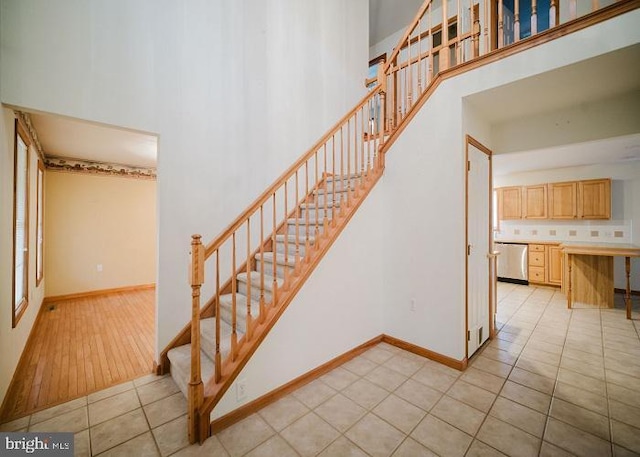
[464,135,494,360]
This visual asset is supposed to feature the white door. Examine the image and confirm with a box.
[466,138,492,357]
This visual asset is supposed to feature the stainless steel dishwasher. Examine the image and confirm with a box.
[495,242,528,284]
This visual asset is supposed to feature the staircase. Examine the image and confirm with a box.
[158,81,387,443]
[166,172,367,398]
[157,0,637,444]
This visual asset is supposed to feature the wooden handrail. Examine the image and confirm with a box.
[204,86,381,258]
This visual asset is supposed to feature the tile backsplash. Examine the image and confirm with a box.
[495,220,632,244]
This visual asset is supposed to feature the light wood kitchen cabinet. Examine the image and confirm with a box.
[498,187,522,220]
[547,245,563,285]
[528,243,562,286]
[523,185,547,219]
[497,178,610,221]
[528,244,547,284]
[548,182,577,219]
[578,178,611,219]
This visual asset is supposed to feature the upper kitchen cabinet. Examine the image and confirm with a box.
[548,181,578,219]
[578,179,611,219]
[498,186,522,220]
[523,184,547,219]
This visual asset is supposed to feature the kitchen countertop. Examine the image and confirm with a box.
[494,239,562,245]
[560,242,640,257]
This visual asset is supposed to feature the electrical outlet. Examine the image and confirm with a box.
[410,299,416,312]
[236,378,247,401]
[97,264,103,272]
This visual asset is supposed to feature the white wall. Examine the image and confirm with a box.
[370,28,403,61]
[494,162,640,291]
[0,0,369,363]
[44,172,157,297]
[0,108,46,404]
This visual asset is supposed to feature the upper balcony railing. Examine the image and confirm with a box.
[379,0,629,133]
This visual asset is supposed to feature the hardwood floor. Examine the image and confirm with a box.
[0,288,155,422]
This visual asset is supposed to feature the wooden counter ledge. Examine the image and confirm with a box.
[560,242,640,319]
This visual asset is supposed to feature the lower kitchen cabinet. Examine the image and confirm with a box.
[528,243,562,287]
[547,245,563,285]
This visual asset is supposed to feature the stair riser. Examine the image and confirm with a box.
[256,259,295,279]
[219,308,249,334]
[237,279,274,303]
[323,180,359,192]
[287,222,325,236]
[315,192,349,206]
[275,240,308,257]
[300,206,337,220]
[169,362,189,398]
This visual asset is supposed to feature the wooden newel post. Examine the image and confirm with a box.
[188,234,205,444]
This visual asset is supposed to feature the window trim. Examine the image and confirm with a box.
[36,159,45,287]
[13,119,31,328]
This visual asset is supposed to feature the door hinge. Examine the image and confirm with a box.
[467,244,472,256]
[467,160,471,171]
[467,330,471,341]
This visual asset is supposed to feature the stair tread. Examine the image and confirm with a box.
[300,200,341,209]
[236,271,284,289]
[287,217,325,225]
[255,251,302,265]
[275,233,316,244]
[200,318,238,359]
[325,173,362,183]
[314,186,352,196]
[167,344,215,385]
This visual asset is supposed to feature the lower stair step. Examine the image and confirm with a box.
[237,271,283,302]
[219,293,261,334]
[286,218,325,236]
[200,317,236,361]
[167,344,215,398]
[274,234,315,257]
[300,201,339,220]
[255,251,297,279]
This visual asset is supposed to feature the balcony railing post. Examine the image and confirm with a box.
[531,0,538,35]
[188,234,205,444]
[515,0,521,41]
[498,0,504,48]
[442,0,450,70]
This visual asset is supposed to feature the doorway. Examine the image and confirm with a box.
[465,135,494,358]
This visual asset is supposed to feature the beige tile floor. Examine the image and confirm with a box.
[1,283,639,456]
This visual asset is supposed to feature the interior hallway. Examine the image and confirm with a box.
[0,288,155,422]
[0,283,639,456]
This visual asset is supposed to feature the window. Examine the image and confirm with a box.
[13,120,30,327]
[36,160,44,286]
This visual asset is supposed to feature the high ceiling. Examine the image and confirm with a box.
[19,6,640,176]
[369,0,423,46]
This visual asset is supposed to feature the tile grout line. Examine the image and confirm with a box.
[538,291,573,457]
[480,286,558,456]
[600,307,616,457]
[130,381,164,457]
